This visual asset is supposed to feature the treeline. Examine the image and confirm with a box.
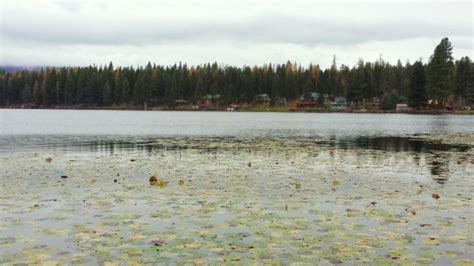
[1,38,473,109]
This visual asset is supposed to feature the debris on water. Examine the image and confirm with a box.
[0,237,16,245]
[149,175,158,184]
[150,239,165,246]
[178,179,185,186]
[417,186,424,195]
[371,201,377,206]
[432,193,440,199]
[246,162,252,167]
[293,181,301,190]
[192,258,205,265]
[45,157,53,163]
[149,175,167,187]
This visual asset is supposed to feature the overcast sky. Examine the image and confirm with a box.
[1,0,472,69]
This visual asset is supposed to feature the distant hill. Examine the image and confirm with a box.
[0,65,49,73]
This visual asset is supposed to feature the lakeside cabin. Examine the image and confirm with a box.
[396,103,412,112]
[204,94,221,102]
[256,94,271,104]
[175,99,188,106]
[226,104,241,111]
[330,97,348,110]
[296,92,320,108]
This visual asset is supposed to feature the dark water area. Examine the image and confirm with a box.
[322,136,471,153]
[0,134,471,154]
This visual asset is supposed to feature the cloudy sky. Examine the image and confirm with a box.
[1,0,472,69]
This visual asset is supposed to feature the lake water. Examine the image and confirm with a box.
[1,109,473,264]
[1,109,473,152]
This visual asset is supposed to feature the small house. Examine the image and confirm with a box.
[204,94,221,102]
[256,94,271,104]
[198,100,215,110]
[227,104,240,111]
[330,97,348,110]
[299,92,320,102]
[175,99,188,106]
[396,103,412,112]
[274,97,287,105]
[297,92,320,108]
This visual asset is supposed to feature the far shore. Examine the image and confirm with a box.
[1,104,473,115]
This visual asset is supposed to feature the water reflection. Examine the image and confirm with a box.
[428,153,449,184]
[0,135,471,184]
[77,140,223,155]
[321,136,470,153]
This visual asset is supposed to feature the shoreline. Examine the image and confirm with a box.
[1,105,473,115]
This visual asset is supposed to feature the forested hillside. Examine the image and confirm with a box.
[1,38,473,109]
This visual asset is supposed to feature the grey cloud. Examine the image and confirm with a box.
[52,1,84,12]
[52,0,109,13]
[1,1,472,67]
[3,13,472,47]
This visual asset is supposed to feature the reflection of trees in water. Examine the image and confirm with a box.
[323,136,472,184]
[54,137,471,185]
[321,145,470,185]
[75,140,223,155]
[427,152,449,184]
[352,137,425,153]
[79,141,159,155]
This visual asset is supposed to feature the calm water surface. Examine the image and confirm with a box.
[1,109,473,152]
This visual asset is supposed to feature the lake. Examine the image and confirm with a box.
[1,109,473,152]
[0,109,473,264]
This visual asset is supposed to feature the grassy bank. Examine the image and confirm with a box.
[1,103,473,114]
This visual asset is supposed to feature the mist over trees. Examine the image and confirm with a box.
[0,38,473,108]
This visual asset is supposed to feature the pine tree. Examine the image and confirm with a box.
[380,90,399,110]
[113,71,122,104]
[271,71,283,103]
[76,71,88,103]
[0,75,5,106]
[241,68,256,102]
[6,75,14,105]
[467,66,474,105]
[46,69,58,105]
[64,72,75,105]
[347,59,367,102]
[32,80,41,105]
[408,61,427,108]
[194,71,206,100]
[426,37,454,105]
[328,55,340,96]
[102,80,112,105]
[454,57,471,104]
[21,82,32,103]
[121,77,130,104]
